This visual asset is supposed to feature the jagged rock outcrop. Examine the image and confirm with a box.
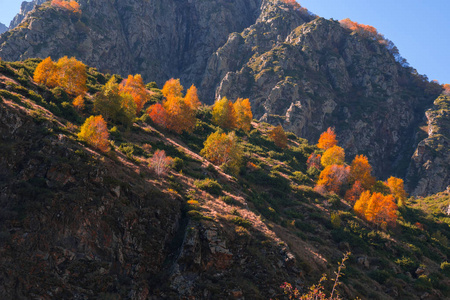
[0,23,7,35]
[9,0,46,29]
[407,95,450,196]
[210,15,441,179]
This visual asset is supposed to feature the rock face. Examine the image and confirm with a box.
[0,23,7,35]
[1,0,262,91]
[407,95,450,196]
[9,0,47,29]
[209,15,441,179]
[0,0,445,193]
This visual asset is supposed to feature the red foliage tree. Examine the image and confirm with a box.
[317,164,350,194]
[307,153,322,170]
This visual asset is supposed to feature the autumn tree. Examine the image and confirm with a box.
[339,18,382,41]
[54,56,87,96]
[233,98,253,132]
[386,176,407,205]
[149,150,173,177]
[345,181,364,204]
[94,77,136,127]
[33,57,57,87]
[34,56,87,96]
[119,74,150,114]
[164,95,196,134]
[184,85,201,110]
[321,146,345,167]
[78,115,110,152]
[350,154,375,189]
[269,125,288,149]
[317,164,350,194]
[212,97,235,130]
[307,153,322,170]
[147,103,168,128]
[72,95,85,111]
[354,191,398,228]
[162,78,183,98]
[51,0,81,14]
[354,190,371,217]
[317,127,338,150]
[201,130,243,175]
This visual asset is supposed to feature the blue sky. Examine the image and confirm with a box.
[0,0,449,84]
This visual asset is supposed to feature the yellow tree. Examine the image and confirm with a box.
[269,125,288,149]
[321,146,345,167]
[119,74,150,114]
[54,56,87,96]
[212,97,235,130]
[162,78,183,98]
[233,98,253,132]
[201,130,242,175]
[184,84,201,110]
[350,154,375,189]
[386,176,407,204]
[317,127,337,150]
[354,190,371,217]
[78,115,110,152]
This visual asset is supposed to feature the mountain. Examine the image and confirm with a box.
[0,23,7,35]
[9,0,47,29]
[0,0,445,196]
[1,58,450,299]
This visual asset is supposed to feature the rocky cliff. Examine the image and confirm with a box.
[0,0,445,193]
[9,0,46,29]
[407,95,450,196]
[0,23,7,35]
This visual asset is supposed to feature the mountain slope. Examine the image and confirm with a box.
[0,1,446,192]
[0,58,450,299]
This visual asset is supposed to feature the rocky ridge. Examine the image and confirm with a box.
[9,0,47,29]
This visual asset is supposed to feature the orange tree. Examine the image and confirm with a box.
[317,127,337,150]
[78,115,110,152]
[119,74,150,114]
[269,125,288,149]
[162,78,183,98]
[386,176,407,205]
[349,154,375,189]
[184,85,201,110]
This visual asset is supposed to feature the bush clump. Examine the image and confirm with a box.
[194,178,223,195]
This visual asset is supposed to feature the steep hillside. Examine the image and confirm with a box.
[0,0,445,195]
[0,59,450,299]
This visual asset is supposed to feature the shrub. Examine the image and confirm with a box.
[440,262,450,276]
[331,212,342,229]
[194,178,223,195]
[230,216,251,228]
[414,275,432,291]
[172,157,184,172]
